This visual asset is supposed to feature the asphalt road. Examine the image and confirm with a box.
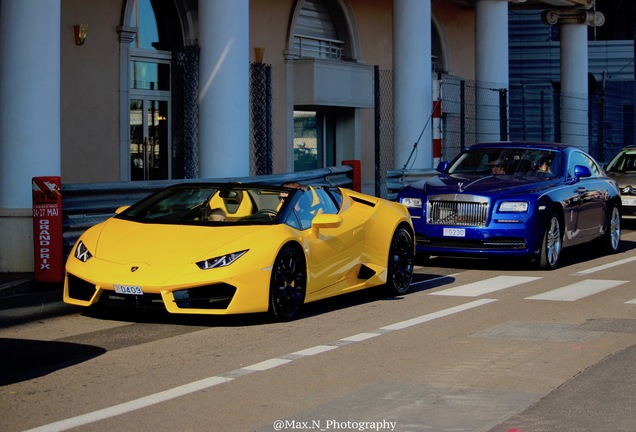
[2,223,636,432]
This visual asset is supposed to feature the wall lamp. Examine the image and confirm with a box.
[74,24,88,45]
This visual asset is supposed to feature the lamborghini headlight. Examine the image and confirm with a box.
[400,197,422,209]
[498,201,529,212]
[196,250,248,270]
[74,240,93,263]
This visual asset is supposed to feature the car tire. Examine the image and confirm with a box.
[269,244,306,321]
[597,204,621,254]
[538,212,562,270]
[385,227,415,295]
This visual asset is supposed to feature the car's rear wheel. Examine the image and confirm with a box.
[538,213,562,270]
[269,244,306,321]
[598,204,621,254]
[385,227,415,295]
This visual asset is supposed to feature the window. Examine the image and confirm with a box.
[130,0,159,49]
[126,0,172,181]
[293,111,335,171]
[293,0,345,59]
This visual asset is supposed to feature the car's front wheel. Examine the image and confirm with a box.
[385,227,415,295]
[269,244,306,321]
[538,212,562,270]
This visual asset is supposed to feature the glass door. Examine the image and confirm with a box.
[130,98,169,180]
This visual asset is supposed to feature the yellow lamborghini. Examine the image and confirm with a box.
[64,183,415,320]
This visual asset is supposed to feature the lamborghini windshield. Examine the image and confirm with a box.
[116,183,344,228]
[118,184,294,225]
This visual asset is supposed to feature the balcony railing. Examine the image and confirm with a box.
[293,35,344,60]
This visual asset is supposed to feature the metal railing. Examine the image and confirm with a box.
[292,35,344,60]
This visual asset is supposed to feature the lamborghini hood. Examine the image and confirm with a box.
[87,218,271,265]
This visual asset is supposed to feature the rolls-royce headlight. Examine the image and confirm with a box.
[74,240,93,263]
[400,197,422,208]
[498,202,529,212]
[196,250,248,270]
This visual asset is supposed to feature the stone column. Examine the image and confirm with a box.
[393,0,433,169]
[0,0,61,271]
[542,8,605,150]
[198,0,250,178]
[475,0,509,143]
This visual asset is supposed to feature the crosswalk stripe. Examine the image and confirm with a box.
[626,298,636,304]
[574,256,636,275]
[525,279,628,301]
[429,275,541,297]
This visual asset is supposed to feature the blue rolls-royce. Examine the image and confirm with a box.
[397,142,622,269]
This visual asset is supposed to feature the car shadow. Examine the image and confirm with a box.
[0,338,106,386]
[82,305,272,327]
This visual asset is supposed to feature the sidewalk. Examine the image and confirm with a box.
[0,272,36,297]
[0,272,72,327]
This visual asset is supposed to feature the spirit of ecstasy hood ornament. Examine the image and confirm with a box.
[457,182,464,193]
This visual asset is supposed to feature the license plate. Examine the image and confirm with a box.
[443,228,466,237]
[114,284,144,295]
[622,197,636,206]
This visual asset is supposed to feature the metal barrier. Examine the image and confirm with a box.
[62,165,354,255]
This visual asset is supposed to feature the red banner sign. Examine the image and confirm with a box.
[32,176,63,283]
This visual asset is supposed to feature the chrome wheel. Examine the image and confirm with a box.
[600,205,621,253]
[539,214,562,270]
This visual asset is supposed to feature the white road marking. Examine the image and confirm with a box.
[525,279,628,301]
[574,256,636,275]
[24,297,496,432]
[292,345,338,356]
[429,276,541,297]
[380,299,497,331]
[243,358,293,371]
[340,332,381,342]
[626,299,636,304]
[23,376,234,432]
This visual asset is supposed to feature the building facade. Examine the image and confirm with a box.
[0,0,604,272]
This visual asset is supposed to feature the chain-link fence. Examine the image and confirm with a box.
[589,81,635,163]
[508,81,635,163]
[374,72,635,197]
[250,63,273,176]
[171,46,200,179]
[375,68,394,199]
[171,52,634,196]
[441,75,516,162]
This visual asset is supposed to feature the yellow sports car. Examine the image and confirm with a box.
[64,183,415,320]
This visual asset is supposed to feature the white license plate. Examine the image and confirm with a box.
[443,228,466,237]
[622,197,636,206]
[114,284,144,295]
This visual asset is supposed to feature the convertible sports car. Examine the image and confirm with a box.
[64,183,415,320]
[605,145,636,219]
[397,142,622,270]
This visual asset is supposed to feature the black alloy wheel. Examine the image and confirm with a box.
[269,244,307,321]
[386,227,415,295]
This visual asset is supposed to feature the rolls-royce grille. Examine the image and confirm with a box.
[427,195,489,227]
